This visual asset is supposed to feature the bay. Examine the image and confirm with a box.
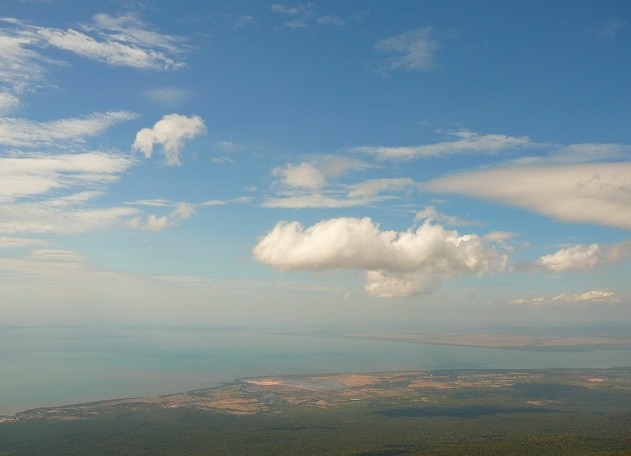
[2,326,631,416]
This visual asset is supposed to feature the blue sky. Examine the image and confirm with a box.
[1,0,630,328]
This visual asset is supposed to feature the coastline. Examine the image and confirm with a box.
[4,365,631,422]
[4,327,631,417]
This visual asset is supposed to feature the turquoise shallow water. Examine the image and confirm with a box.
[2,326,631,415]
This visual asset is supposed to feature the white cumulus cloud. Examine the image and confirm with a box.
[253,217,507,297]
[132,114,205,166]
[536,241,631,273]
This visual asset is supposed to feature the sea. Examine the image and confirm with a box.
[2,326,631,416]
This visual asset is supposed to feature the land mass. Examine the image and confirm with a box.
[2,367,631,455]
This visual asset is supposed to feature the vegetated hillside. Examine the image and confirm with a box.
[1,368,631,455]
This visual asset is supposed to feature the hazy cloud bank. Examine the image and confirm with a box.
[512,290,621,306]
[427,163,631,230]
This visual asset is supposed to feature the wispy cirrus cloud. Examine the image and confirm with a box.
[265,158,416,209]
[271,3,315,29]
[4,14,186,70]
[0,111,137,149]
[596,18,626,39]
[0,13,186,109]
[354,133,622,165]
[0,151,139,234]
[0,30,52,98]
[124,197,252,231]
[506,143,630,166]
[347,178,415,199]
[375,27,441,72]
[354,130,532,160]
[0,202,138,234]
[263,194,396,209]
[232,15,256,30]
[0,92,21,115]
[0,108,146,236]
[271,3,343,29]
[88,13,185,55]
[141,87,192,107]
[316,16,343,26]
[0,236,48,249]
[253,217,507,297]
[0,152,134,202]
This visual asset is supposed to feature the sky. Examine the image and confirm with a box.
[1,0,630,329]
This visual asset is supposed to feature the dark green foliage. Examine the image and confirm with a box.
[378,405,556,417]
[2,368,631,455]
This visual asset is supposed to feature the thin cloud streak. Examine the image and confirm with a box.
[354,130,532,160]
[0,13,186,111]
[512,290,621,306]
[263,177,415,209]
[127,202,196,231]
[0,202,138,234]
[505,143,630,166]
[0,111,137,148]
[262,194,395,209]
[0,152,135,201]
[5,15,186,70]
